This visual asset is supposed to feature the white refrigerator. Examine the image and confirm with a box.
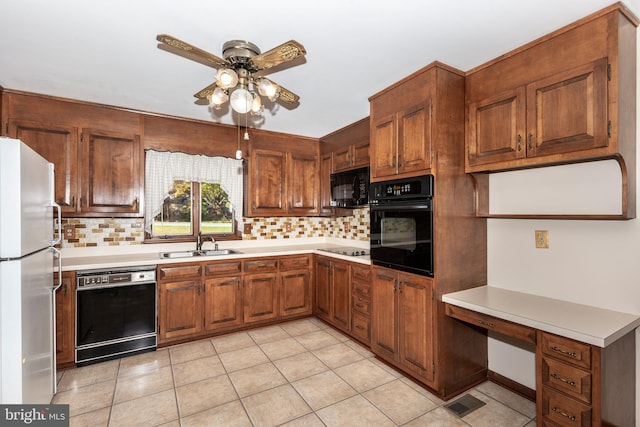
[0,138,61,404]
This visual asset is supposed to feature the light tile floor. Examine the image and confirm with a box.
[53,318,537,426]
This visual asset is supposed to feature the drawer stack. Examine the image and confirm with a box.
[538,332,593,426]
[350,264,371,344]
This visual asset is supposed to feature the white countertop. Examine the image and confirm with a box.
[61,242,371,271]
[442,286,640,348]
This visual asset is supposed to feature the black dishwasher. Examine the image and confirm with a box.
[76,266,157,366]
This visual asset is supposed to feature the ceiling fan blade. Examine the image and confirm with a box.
[277,84,300,104]
[156,34,228,69]
[252,40,306,70]
[194,82,218,99]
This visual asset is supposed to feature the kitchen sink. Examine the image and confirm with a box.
[159,249,240,259]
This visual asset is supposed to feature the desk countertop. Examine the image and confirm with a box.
[442,286,640,347]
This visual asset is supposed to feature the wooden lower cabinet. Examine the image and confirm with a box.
[158,279,203,342]
[313,256,350,332]
[54,271,75,368]
[350,264,371,345]
[157,262,204,344]
[158,255,312,346]
[243,273,279,324]
[203,260,243,331]
[280,255,312,319]
[371,266,434,383]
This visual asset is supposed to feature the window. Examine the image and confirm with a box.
[151,181,234,238]
[144,150,243,242]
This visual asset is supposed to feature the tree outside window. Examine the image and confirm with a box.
[151,180,234,239]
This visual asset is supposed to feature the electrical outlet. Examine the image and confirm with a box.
[285,222,292,232]
[64,225,76,239]
[535,230,549,248]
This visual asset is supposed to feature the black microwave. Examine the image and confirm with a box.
[330,166,370,208]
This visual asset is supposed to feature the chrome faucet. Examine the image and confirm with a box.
[196,232,215,251]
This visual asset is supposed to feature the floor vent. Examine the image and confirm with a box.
[444,394,486,418]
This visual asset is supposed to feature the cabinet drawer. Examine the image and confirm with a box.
[542,387,591,427]
[244,258,278,273]
[351,311,370,343]
[541,357,591,404]
[352,294,371,315]
[351,264,371,282]
[158,263,202,281]
[279,255,310,271]
[352,280,371,298]
[540,332,591,370]
[446,304,536,345]
[204,261,242,277]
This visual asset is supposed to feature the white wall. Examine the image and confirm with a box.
[486,3,640,422]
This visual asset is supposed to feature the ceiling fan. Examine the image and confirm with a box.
[156,34,307,115]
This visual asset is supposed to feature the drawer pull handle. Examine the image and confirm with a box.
[550,346,578,358]
[552,406,576,422]
[550,373,577,387]
[355,325,365,330]
[477,319,495,328]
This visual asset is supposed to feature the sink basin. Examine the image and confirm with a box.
[160,249,240,259]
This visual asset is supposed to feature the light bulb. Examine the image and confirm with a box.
[257,78,279,100]
[230,88,253,114]
[235,149,242,160]
[250,94,262,115]
[215,69,238,89]
[209,87,228,109]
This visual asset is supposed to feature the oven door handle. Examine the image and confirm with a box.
[371,202,432,211]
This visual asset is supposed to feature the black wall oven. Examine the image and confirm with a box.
[370,174,434,277]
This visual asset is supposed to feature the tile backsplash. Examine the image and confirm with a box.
[60,207,370,247]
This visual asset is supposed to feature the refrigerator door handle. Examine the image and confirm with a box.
[50,201,62,246]
[51,247,62,292]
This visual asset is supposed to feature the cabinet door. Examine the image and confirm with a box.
[288,151,319,215]
[314,257,331,320]
[371,268,398,360]
[527,58,608,158]
[80,128,142,216]
[331,261,351,331]
[467,87,526,168]
[280,269,311,318]
[371,115,397,179]
[333,146,352,172]
[247,148,286,216]
[351,141,370,169]
[8,119,79,214]
[54,271,75,367]
[398,102,432,174]
[203,276,243,331]
[319,152,334,215]
[243,273,278,324]
[397,274,434,382]
[158,280,203,342]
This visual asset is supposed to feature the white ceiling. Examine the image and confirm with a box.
[1,0,638,139]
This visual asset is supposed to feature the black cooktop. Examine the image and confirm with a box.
[318,247,369,257]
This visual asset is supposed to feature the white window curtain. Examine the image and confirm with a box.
[144,150,243,234]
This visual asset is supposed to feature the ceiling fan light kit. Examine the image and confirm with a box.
[156,34,306,117]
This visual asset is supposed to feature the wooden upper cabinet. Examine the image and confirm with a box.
[371,115,397,179]
[80,129,142,216]
[288,151,319,215]
[334,140,370,172]
[467,59,608,168]
[371,102,432,180]
[8,119,79,213]
[398,102,432,175]
[246,145,319,217]
[527,58,608,158]
[319,152,334,215]
[247,148,286,216]
[467,87,526,167]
